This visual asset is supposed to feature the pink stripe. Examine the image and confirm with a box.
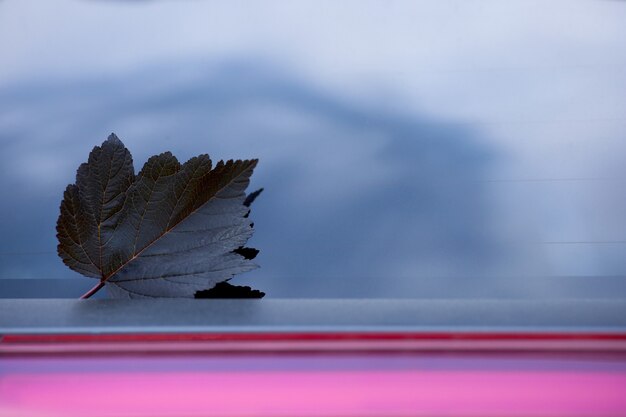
[2,371,626,417]
[5,332,626,355]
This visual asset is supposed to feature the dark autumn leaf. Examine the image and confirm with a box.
[56,134,263,299]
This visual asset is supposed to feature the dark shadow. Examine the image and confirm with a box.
[195,282,265,299]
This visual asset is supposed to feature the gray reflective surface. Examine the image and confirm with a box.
[1,0,626,298]
[2,299,626,334]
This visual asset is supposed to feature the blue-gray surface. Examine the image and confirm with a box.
[1,1,626,299]
[3,277,626,300]
[1,299,626,334]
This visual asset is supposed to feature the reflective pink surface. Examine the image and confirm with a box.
[2,353,626,417]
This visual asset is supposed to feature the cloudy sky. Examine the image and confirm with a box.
[0,0,625,298]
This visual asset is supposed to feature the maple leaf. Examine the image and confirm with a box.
[56,134,263,299]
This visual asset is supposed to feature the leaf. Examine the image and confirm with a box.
[56,134,263,299]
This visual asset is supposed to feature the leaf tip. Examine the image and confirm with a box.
[104,133,128,151]
[106,132,120,142]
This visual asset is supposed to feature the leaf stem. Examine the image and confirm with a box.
[81,281,105,299]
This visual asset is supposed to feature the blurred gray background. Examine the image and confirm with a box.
[1,0,625,298]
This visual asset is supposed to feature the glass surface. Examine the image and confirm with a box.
[1,0,625,298]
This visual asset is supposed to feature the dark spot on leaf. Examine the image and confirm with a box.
[195,281,265,299]
[243,188,264,207]
[233,247,259,260]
